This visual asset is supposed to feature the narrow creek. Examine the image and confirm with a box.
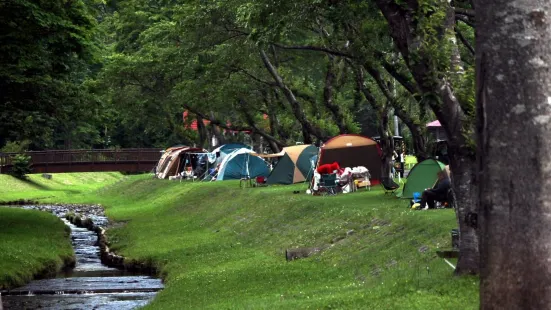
[2,205,163,310]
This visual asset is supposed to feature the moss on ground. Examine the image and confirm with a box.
[0,174,479,309]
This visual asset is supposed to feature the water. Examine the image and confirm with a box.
[2,207,163,310]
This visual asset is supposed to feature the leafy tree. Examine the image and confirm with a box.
[0,0,101,150]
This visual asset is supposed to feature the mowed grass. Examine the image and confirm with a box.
[0,208,74,289]
[0,172,123,202]
[0,173,479,308]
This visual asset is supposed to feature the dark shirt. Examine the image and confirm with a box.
[430,177,451,196]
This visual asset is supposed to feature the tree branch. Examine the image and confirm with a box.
[455,26,475,56]
[272,43,355,59]
[259,49,326,142]
[183,104,284,148]
[454,7,475,18]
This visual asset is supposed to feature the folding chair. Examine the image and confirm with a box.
[380,177,400,195]
[319,173,338,196]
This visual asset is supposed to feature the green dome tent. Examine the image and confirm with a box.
[267,145,319,185]
[398,159,446,198]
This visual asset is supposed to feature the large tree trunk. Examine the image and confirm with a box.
[449,148,478,275]
[374,0,479,274]
[477,0,551,307]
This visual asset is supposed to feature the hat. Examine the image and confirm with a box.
[413,192,421,203]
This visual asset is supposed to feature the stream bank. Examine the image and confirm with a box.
[1,204,163,310]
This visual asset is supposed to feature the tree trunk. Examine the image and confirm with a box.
[374,0,479,274]
[362,62,429,160]
[477,0,551,307]
[449,149,478,275]
[196,115,208,148]
[379,105,394,178]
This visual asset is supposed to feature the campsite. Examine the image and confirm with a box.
[2,0,549,309]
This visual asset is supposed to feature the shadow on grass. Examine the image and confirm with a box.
[20,178,51,191]
[19,178,82,194]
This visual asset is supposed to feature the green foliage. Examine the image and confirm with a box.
[11,154,32,179]
[0,0,101,150]
[1,140,31,153]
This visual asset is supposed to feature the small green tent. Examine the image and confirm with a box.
[398,159,446,198]
[267,145,319,185]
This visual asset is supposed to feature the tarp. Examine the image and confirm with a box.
[398,159,446,198]
[318,134,382,182]
[216,148,270,180]
[267,145,319,185]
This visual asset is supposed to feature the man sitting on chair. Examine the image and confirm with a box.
[420,171,451,209]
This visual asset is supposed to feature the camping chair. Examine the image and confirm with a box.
[239,175,253,188]
[319,173,338,196]
[380,177,400,195]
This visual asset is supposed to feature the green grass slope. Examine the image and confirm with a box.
[0,172,123,202]
[0,208,74,289]
[91,176,478,309]
[0,174,478,308]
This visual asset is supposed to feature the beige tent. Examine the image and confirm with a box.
[155,146,187,175]
[266,144,319,185]
[156,147,207,179]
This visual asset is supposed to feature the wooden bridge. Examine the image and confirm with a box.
[0,149,162,174]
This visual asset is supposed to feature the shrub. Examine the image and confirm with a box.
[11,154,32,179]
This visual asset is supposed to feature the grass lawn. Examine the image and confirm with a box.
[0,208,74,289]
[0,173,479,308]
[0,172,123,202]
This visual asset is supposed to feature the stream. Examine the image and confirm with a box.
[1,205,163,310]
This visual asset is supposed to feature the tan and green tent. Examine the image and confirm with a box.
[266,145,319,185]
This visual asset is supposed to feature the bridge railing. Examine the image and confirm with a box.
[0,148,162,168]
